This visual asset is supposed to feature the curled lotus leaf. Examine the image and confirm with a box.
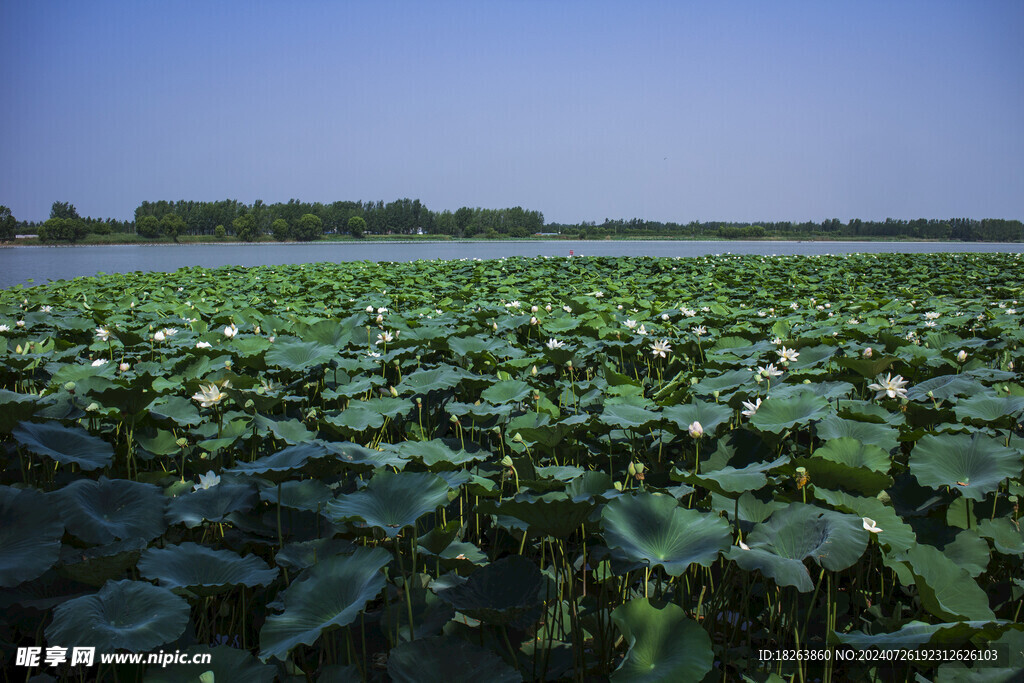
[325,470,449,537]
[138,542,279,594]
[0,486,63,587]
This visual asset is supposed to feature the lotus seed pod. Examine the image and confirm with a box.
[635,462,645,474]
[613,481,624,492]
[449,414,459,423]
[500,455,513,467]
[176,437,189,448]
[64,381,76,392]
[389,386,398,397]
[512,432,523,443]
[712,390,720,399]
[199,672,215,683]
[86,402,99,412]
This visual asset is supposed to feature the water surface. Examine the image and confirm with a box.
[2,240,1021,289]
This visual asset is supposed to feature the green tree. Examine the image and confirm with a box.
[454,207,473,236]
[233,213,259,241]
[38,217,88,242]
[160,213,186,242]
[294,213,323,241]
[137,215,161,238]
[271,218,291,241]
[0,205,16,242]
[347,215,366,238]
[214,224,226,239]
[50,201,80,220]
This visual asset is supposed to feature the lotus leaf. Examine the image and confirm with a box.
[53,477,166,544]
[0,486,63,587]
[12,421,114,470]
[610,598,714,682]
[387,636,521,683]
[138,542,279,593]
[436,555,544,627]
[909,432,1022,501]
[325,470,449,537]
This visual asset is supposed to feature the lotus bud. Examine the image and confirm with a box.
[449,414,459,423]
[64,381,76,392]
[389,386,398,397]
[224,360,232,369]
[926,391,934,399]
[531,365,538,376]
[712,390,720,399]
[613,481,624,491]
[956,350,967,363]
[627,462,637,477]
[566,361,573,369]
[119,362,130,372]
[688,421,703,438]
[500,455,513,467]
[416,397,422,406]
[512,432,523,443]
[15,344,22,354]
[492,322,498,331]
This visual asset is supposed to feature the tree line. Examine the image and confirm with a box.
[1,200,1021,243]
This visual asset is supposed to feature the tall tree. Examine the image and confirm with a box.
[233,213,259,241]
[294,213,323,241]
[0,205,16,242]
[50,201,80,220]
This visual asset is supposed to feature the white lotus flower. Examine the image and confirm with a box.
[738,540,751,551]
[91,358,107,367]
[95,327,111,342]
[650,339,672,358]
[192,383,227,407]
[562,305,572,313]
[868,373,909,400]
[40,305,52,313]
[119,362,130,372]
[530,316,538,325]
[688,421,703,438]
[194,470,221,491]
[777,346,799,363]
[862,517,882,534]
[375,331,394,345]
[862,347,873,358]
[153,330,165,342]
[692,325,707,336]
[195,341,212,349]
[545,338,564,350]
[0,324,9,332]
[757,363,783,378]
[16,320,24,327]
[661,313,669,321]
[624,319,637,329]
[223,324,238,338]
[956,349,967,363]
[741,398,762,418]
[508,300,521,309]
[366,305,374,313]
[162,327,178,337]
[924,311,940,320]
[637,324,648,336]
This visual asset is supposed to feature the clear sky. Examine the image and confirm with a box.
[1,1,1022,224]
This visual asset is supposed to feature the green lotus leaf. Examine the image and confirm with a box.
[793,458,893,497]
[325,402,387,432]
[387,636,521,683]
[397,365,466,395]
[600,402,661,430]
[909,432,1023,501]
[888,543,995,621]
[601,494,732,575]
[323,375,386,400]
[146,394,203,426]
[907,374,985,402]
[814,437,891,473]
[954,394,1024,425]
[748,392,830,433]
[447,335,507,358]
[770,380,853,401]
[833,620,1014,650]
[976,518,1024,556]
[786,344,836,370]
[259,546,390,661]
[264,339,338,371]
[815,415,899,453]
[436,555,544,627]
[275,538,355,570]
[479,492,596,539]
[394,439,490,470]
[381,574,457,643]
[811,488,916,552]
[610,598,714,682]
[0,389,40,432]
[0,486,63,587]
[259,478,333,512]
[53,477,166,544]
[325,470,449,537]
[46,579,190,652]
[252,414,316,445]
[710,491,788,525]
[12,421,114,470]
[324,441,409,469]
[296,316,359,347]
[138,542,279,594]
[143,644,276,683]
[675,456,789,495]
[691,369,756,397]
[834,355,898,379]
[57,538,148,587]
[480,379,533,404]
[729,503,868,591]
[166,484,257,528]
[942,530,990,577]
[662,400,733,436]
[229,442,329,476]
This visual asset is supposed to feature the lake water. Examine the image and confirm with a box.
[2,240,1022,289]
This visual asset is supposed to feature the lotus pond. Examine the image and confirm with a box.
[1,253,1023,682]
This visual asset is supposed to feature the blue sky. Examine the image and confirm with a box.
[1,1,1022,224]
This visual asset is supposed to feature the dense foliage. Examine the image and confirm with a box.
[1,254,1022,681]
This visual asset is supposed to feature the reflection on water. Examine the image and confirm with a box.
[2,240,1021,289]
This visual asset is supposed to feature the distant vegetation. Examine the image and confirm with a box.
[2,200,1022,244]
